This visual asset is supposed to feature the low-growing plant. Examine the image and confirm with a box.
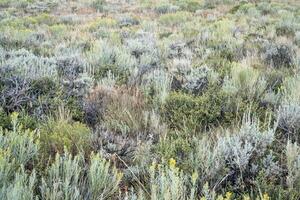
[190,114,277,194]
[154,3,180,14]
[163,88,224,132]
[175,0,203,12]
[39,116,91,159]
[91,0,106,12]
[159,11,192,26]
[261,41,296,69]
[88,153,123,199]
[277,75,300,139]
[0,112,39,168]
[40,151,123,200]
[127,159,198,199]
[102,86,149,134]
[222,64,267,101]
[118,15,140,27]
[286,141,300,199]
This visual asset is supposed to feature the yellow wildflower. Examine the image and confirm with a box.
[11,112,19,120]
[150,161,156,171]
[224,192,232,200]
[169,158,176,168]
[262,193,270,200]
[243,195,250,200]
[191,171,198,184]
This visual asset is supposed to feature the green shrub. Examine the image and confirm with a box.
[0,107,10,129]
[91,0,106,12]
[295,31,300,46]
[0,113,39,199]
[276,21,296,37]
[0,112,39,168]
[88,153,123,199]
[0,168,37,200]
[156,131,193,170]
[222,64,267,101]
[40,152,122,200]
[128,159,198,199]
[154,3,179,14]
[39,118,91,159]
[159,11,192,26]
[163,89,224,132]
[189,114,277,195]
[175,0,203,12]
[286,141,300,197]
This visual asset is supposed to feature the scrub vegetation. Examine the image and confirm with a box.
[0,0,300,199]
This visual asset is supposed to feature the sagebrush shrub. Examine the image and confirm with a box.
[278,102,300,137]
[286,141,300,194]
[222,64,267,100]
[154,3,179,14]
[0,113,39,199]
[159,11,192,26]
[0,48,57,79]
[139,69,171,105]
[88,153,123,199]
[1,0,300,198]
[128,159,197,200]
[91,0,106,12]
[190,114,276,192]
[41,151,122,200]
[118,15,140,27]
[277,75,300,138]
[0,113,39,167]
[261,42,296,68]
[0,168,37,200]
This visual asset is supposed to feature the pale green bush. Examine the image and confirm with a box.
[154,3,179,14]
[286,141,300,193]
[0,113,39,199]
[40,152,122,200]
[159,11,192,26]
[88,153,123,199]
[261,41,296,69]
[140,69,172,105]
[40,153,83,200]
[128,159,198,200]
[0,48,57,79]
[0,112,38,167]
[91,0,106,12]
[277,75,300,137]
[0,168,37,200]
[222,64,267,100]
[190,114,276,191]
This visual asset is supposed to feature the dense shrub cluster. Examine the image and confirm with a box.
[1,0,300,199]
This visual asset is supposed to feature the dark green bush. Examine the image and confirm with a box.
[39,118,91,160]
[163,88,225,132]
[175,0,202,12]
[0,107,10,129]
[91,0,106,12]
